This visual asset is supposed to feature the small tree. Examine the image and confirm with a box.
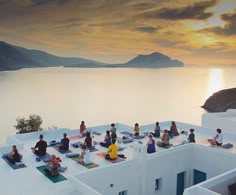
[15,114,43,134]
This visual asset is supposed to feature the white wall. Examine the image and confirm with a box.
[69,176,102,195]
[209,176,236,195]
[75,160,141,195]
[71,144,236,195]
[201,168,236,195]
[202,110,236,134]
[72,144,195,195]
[184,186,220,195]
[184,168,236,195]
[145,144,194,195]
[192,145,236,179]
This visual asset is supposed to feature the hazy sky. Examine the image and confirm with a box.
[0,0,236,65]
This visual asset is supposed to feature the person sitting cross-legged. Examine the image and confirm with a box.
[146,134,156,154]
[84,132,92,149]
[77,145,91,165]
[57,133,70,150]
[100,130,112,148]
[134,123,140,136]
[168,121,179,137]
[80,121,87,136]
[150,122,161,138]
[44,154,59,176]
[105,139,118,160]
[157,129,170,147]
[31,134,47,156]
[7,145,22,164]
[188,129,195,143]
[208,128,223,146]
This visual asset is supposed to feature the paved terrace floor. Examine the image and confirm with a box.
[0,122,236,194]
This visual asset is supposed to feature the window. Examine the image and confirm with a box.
[155,178,161,191]
[119,190,127,195]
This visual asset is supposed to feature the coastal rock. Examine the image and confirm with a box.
[202,88,236,112]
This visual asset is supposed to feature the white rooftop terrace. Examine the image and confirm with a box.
[1,121,236,195]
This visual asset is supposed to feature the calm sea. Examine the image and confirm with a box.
[0,67,236,145]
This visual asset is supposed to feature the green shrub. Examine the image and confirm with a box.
[15,114,43,134]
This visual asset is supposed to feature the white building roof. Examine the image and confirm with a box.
[0,121,236,195]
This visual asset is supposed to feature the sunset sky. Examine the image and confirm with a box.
[0,0,236,65]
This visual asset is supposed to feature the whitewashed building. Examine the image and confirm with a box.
[0,116,236,195]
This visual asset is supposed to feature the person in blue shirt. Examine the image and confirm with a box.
[100,130,112,147]
[58,133,70,150]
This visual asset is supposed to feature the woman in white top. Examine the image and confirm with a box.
[77,145,91,165]
[208,128,223,146]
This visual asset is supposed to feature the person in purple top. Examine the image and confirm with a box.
[146,134,156,154]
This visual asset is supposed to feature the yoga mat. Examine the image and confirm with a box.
[100,144,125,151]
[36,165,67,183]
[78,162,99,169]
[96,152,125,163]
[89,147,99,152]
[68,155,99,169]
[33,152,52,163]
[131,135,145,139]
[52,146,72,154]
[162,144,173,149]
[92,131,101,135]
[120,131,132,135]
[68,135,84,140]
[2,156,26,170]
[71,142,82,148]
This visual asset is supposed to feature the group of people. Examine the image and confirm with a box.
[146,121,196,154]
[146,121,224,154]
[6,120,224,176]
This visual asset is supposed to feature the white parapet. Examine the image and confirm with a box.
[202,109,236,133]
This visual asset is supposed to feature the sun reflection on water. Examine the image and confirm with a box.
[207,69,223,97]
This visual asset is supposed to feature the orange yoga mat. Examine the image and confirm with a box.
[96,152,125,163]
[68,135,84,140]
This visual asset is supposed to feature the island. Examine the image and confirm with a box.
[202,88,236,112]
[0,41,184,71]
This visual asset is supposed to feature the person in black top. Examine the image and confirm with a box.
[7,145,22,164]
[188,129,195,143]
[31,134,47,156]
[84,132,92,148]
[58,133,70,150]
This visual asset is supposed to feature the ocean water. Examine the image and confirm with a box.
[0,67,236,145]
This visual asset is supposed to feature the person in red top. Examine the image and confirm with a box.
[80,121,87,136]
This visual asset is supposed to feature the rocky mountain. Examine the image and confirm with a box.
[121,52,184,68]
[202,88,236,112]
[0,41,105,71]
[0,41,185,71]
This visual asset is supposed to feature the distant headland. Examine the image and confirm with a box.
[202,88,236,112]
[0,41,184,71]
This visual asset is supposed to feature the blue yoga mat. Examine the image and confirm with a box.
[2,156,26,170]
